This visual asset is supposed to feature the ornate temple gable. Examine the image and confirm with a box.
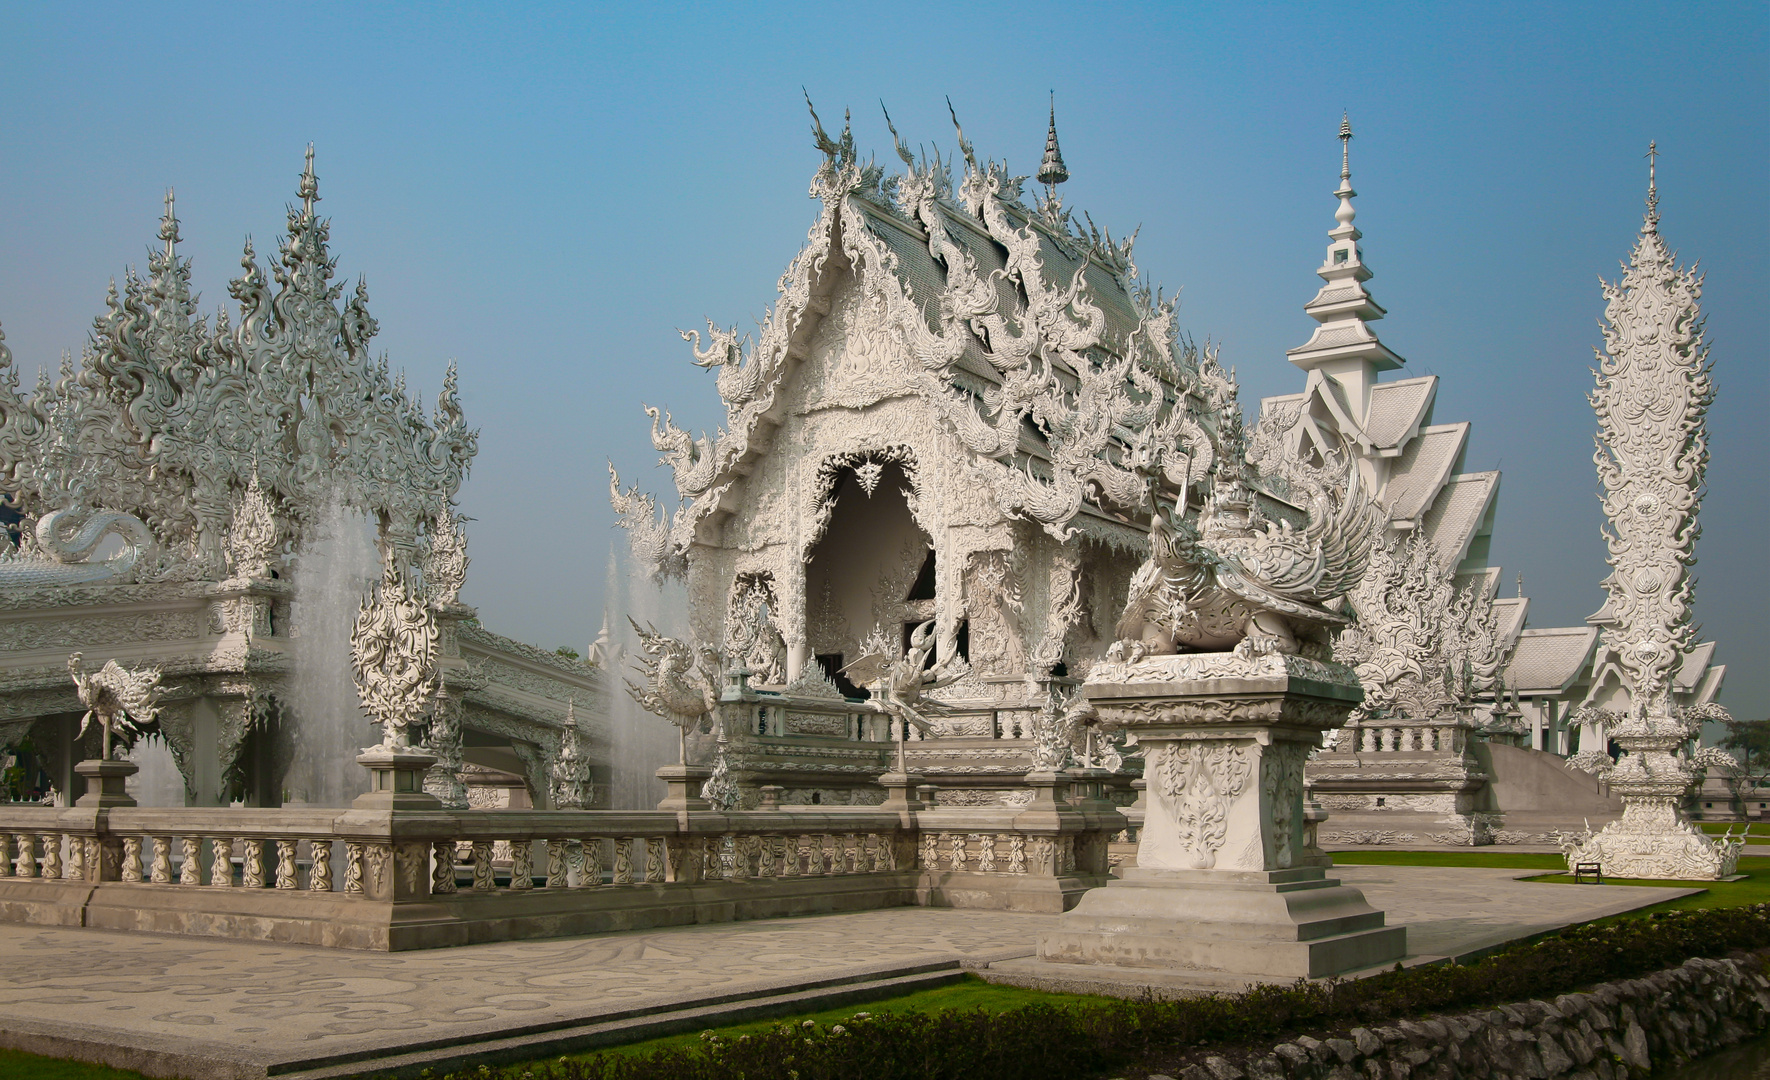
[0,148,478,584]
[614,102,1234,579]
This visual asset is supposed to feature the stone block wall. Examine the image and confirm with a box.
[1147,952,1769,1080]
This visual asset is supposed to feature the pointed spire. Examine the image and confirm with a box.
[158,188,180,254]
[299,143,319,211]
[1287,112,1405,376]
[1644,140,1660,231]
[1037,92,1069,192]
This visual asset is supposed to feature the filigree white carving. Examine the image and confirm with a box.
[350,556,439,750]
[623,619,719,763]
[1564,155,1733,880]
[0,156,476,579]
[1111,440,1380,661]
[225,472,279,580]
[1154,739,1254,870]
[68,652,165,759]
[550,702,593,809]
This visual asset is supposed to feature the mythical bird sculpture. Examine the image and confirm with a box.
[845,620,970,771]
[68,652,166,760]
[623,619,720,765]
[1110,450,1381,662]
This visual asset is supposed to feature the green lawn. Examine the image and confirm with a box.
[569,974,1113,1062]
[1697,820,1770,838]
[1332,850,1770,916]
[0,1051,151,1080]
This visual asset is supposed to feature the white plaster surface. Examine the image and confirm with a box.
[0,867,1704,1075]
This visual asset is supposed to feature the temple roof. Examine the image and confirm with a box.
[1508,626,1601,695]
[1381,423,1469,522]
[1421,470,1500,570]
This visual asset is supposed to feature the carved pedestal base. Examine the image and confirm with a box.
[655,765,713,812]
[1563,722,1740,880]
[877,772,925,810]
[354,749,443,811]
[1038,866,1403,979]
[74,759,139,808]
[1564,797,1739,880]
[1037,651,1404,982]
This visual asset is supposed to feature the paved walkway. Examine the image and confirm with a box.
[0,866,1703,1079]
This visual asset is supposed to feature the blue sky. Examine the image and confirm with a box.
[1,3,1764,717]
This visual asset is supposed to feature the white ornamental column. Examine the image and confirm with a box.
[1562,146,1738,881]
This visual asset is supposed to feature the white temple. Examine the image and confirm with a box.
[1269,121,1729,845]
[0,151,604,810]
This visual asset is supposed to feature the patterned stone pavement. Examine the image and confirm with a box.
[0,866,1701,1077]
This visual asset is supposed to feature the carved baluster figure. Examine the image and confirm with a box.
[946,833,966,872]
[471,842,494,891]
[545,840,567,888]
[1009,834,1027,875]
[209,839,234,886]
[274,841,298,889]
[240,839,265,888]
[41,835,62,879]
[179,837,201,885]
[149,837,171,884]
[432,842,457,894]
[613,838,634,885]
[309,840,334,892]
[801,834,822,876]
[344,842,365,894]
[509,841,534,889]
[121,836,143,882]
[978,834,998,873]
[0,834,11,877]
[573,838,595,888]
[15,835,36,878]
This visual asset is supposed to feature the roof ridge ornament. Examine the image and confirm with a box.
[1644,139,1659,231]
[1037,91,1069,194]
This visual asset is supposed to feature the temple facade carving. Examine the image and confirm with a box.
[0,151,602,809]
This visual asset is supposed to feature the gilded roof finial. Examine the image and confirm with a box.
[1038,91,1069,193]
[1644,140,1660,229]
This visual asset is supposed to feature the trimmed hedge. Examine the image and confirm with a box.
[412,904,1770,1080]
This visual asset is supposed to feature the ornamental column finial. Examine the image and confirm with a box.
[1644,140,1660,230]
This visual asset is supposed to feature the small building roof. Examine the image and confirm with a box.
[1507,626,1601,695]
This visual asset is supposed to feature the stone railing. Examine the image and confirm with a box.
[1344,720,1471,753]
[0,790,1123,950]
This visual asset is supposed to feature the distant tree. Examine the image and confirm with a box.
[1718,717,1770,812]
[554,646,581,660]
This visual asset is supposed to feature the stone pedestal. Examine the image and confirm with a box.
[878,772,925,810]
[1036,652,1405,982]
[655,764,713,811]
[353,749,443,811]
[74,759,138,808]
[1563,717,1739,879]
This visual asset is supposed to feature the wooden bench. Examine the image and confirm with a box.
[1573,862,1603,884]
